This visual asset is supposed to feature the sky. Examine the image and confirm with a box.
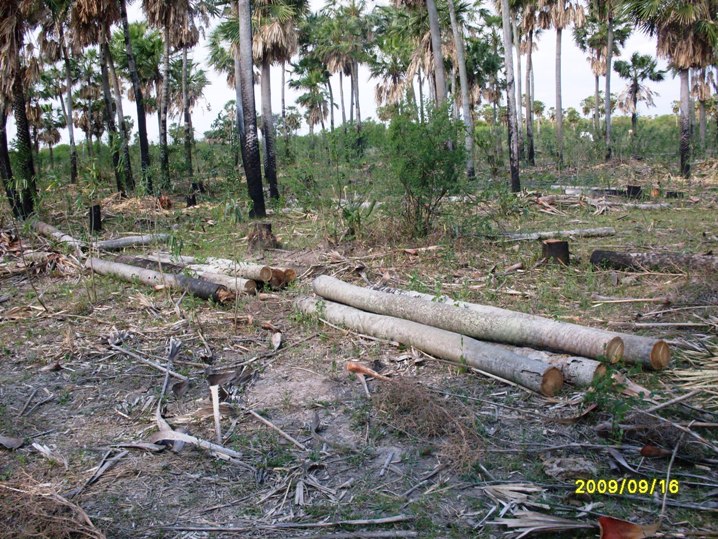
[6,2,678,146]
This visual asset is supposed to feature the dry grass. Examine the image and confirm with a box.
[0,481,105,539]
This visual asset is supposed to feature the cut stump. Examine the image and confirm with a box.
[248,222,279,252]
[542,240,570,265]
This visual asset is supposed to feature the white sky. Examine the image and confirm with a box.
[7,2,677,145]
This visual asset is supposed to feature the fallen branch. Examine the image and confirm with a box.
[243,408,307,451]
[148,429,255,471]
[93,234,169,251]
[370,283,669,371]
[32,221,84,253]
[493,227,615,242]
[85,257,234,303]
[590,250,718,273]
[296,297,563,396]
[108,344,188,381]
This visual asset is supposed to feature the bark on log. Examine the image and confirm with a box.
[296,297,563,396]
[32,221,84,252]
[85,257,234,303]
[496,345,606,386]
[94,234,170,251]
[364,282,669,370]
[114,256,257,294]
[146,253,272,283]
[590,250,718,273]
[496,227,615,242]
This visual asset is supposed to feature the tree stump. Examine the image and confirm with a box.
[666,191,684,199]
[542,239,570,265]
[626,185,642,199]
[248,222,279,252]
[89,204,102,234]
[186,193,197,207]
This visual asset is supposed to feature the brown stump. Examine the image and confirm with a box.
[89,204,102,234]
[542,240,570,265]
[666,191,684,199]
[248,222,279,252]
[626,185,642,199]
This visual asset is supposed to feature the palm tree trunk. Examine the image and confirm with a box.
[281,61,289,153]
[631,81,638,135]
[120,0,151,192]
[339,71,346,129]
[233,52,247,168]
[679,69,691,178]
[500,0,520,192]
[555,27,563,165]
[99,43,124,196]
[450,65,458,120]
[11,36,37,219]
[349,67,354,123]
[594,74,600,134]
[326,78,335,131]
[426,0,447,105]
[104,42,134,192]
[260,59,279,199]
[0,100,22,219]
[418,68,425,123]
[604,14,613,161]
[526,30,535,166]
[238,0,266,217]
[180,46,194,184]
[512,17,523,160]
[159,24,171,191]
[59,27,78,185]
[699,100,706,152]
[353,61,361,130]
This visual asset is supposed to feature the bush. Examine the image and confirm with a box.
[386,105,465,236]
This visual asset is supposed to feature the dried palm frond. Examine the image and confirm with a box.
[674,341,718,411]
[491,510,594,538]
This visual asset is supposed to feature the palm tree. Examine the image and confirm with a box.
[691,67,712,151]
[291,67,329,133]
[238,0,266,217]
[624,0,718,177]
[0,0,40,218]
[517,1,539,165]
[500,0,520,191]
[119,0,152,192]
[538,0,585,165]
[613,51,665,135]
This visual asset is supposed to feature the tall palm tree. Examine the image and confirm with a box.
[624,0,718,177]
[238,0,266,217]
[691,67,712,150]
[500,0,520,191]
[538,0,585,165]
[518,1,539,165]
[119,0,152,192]
[425,0,447,104]
[0,95,22,219]
[613,51,665,135]
[0,0,40,218]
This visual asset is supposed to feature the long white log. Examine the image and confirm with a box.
[296,297,563,396]
[85,257,234,303]
[32,221,84,252]
[146,253,272,282]
[94,234,169,251]
[495,227,616,242]
[495,345,605,386]
[373,284,669,370]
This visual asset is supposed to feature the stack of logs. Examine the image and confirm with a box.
[297,276,671,397]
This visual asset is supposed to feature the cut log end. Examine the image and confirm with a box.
[606,337,624,363]
[594,363,608,379]
[650,341,671,370]
[542,240,570,265]
[215,288,236,304]
[258,266,273,282]
[541,367,564,397]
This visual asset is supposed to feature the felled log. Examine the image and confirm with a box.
[145,253,294,288]
[495,227,615,242]
[496,345,606,386]
[32,221,84,252]
[85,257,234,303]
[365,282,670,370]
[94,234,170,251]
[114,256,257,294]
[586,199,670,210]
[296,297,563,396]
[590,250,718,273]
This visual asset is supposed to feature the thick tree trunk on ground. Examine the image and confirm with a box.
[315,276,622,362]
[94,234,169,251]
[590,250,718,273]
[447,0,474,179]
[119,0,151,192]
[114,256,257,294]
[501,0,520,192]
[495,226,615,242]
[146,253,273,282]
[32,221,84,252]
[237,0,266,217]
[261,59,279,199]
[679,69,691,178]
[371,283,669,370]
[86,257,234,303]
[426,0,447,105]
[297,297,563,396]
[497,345,606,386]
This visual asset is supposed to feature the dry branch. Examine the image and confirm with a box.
[590,250,718,273]
[297,297,563,396]
[85,257,234,303]
[371,283,669,370]
[495,227,615,242]
[32,221,84,252]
